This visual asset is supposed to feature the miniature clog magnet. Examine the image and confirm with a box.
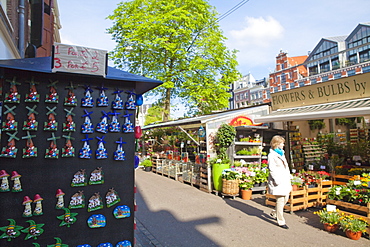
[2,105,18,132]
[113,205,131,219]
[116,240,132,247]
[4,77,21,104]
[69,191,85,209]
[45,79,59,103]
[109,110,121,132]
[57,208,78,227]
[79,135,93,159]
[0,219,24,241]
[47,237,69,247]
[89,167,104,185]
[71,169,87,187]
[96,111,110,133]
[77,245,91,247]
[97,243,113,247]
[33,194,43,216]
[55,189,65,209]
[112,89,124,110]
[11,171,22,192]
[95,136,108,159]
[22,196,33,217]
[0,170,10,192]
[25,77,40,103]
[87,214,106,229]
[21,220,44,240]
[81,85,94,107]
[87,192,103,212]
[96,85,109,107]
[106,188,120,208]
[81,109,94,133]
[114,138,126,161]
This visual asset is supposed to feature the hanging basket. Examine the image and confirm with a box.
[222,179,239,195]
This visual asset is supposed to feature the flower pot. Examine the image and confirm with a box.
[292,184,299,191]
[212,163,230,192]
[222,179,239,195]
[241,189,252,200]
[323,223,339,233]
[144,166,152,172]
[345,230,362,240]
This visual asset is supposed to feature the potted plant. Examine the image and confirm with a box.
[291,175,303,191]
[339,214,368,240]
[221,169,241,195]
[239,173,254,200]
[141,159,153,172]
[314,208,341,233]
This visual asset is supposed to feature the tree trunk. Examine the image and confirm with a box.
[163,87,171,121]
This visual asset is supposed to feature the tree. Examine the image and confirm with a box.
[144,105,164,125]
[107,0,240,120]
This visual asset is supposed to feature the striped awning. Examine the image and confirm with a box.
[254,98,370,123]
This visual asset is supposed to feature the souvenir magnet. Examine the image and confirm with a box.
[0,170,10,192]
[87,192,103,212]
[22,196,33,217]
[55,189,65,209]
[62,133,75,157]
[25,77,40,103]
[106,188,120,208]
[11,171,22,192]
[0,132,19,158]
[122,111,134,133]
[113,205,131,219]
[114,137,126,161]
[96,111,110,133]
[97,243,113,247]
[47,237,69,247]
[96,84,109,107]
[45,133,60,159]
[89,167,104,185]
[116,240,132,247]
[0,219,24,241]
[33,194,43,216]
[81,85,94,107]
[64,83,78,106]
[69,190,85,209]
[44,106,58,131]
[87,214,106,229]
[125,91,136,110]
[95,136,108,159]
[63,108,76,132]
[23,105,39,131]
[21,220,44,240]
[112,89,124,109]
[77,245,91,247]
[109,110,121,132]
[22,131,37,158]
[79,135,93,159]
[57,208,78,227]
[71,169,87,187]
[81,109,94,133]
[2,105,18,131]
[4,77,21,104]
[45,80,59,103]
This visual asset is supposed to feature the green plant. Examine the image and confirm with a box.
[339,214,368,233]
[214,123,236,161]
[239,174,254,190]
[314,208,341,226]
[335,118,356,129]
[291,175,303,186]
[141,159,152,167]
[254,169,269,184]
[221,169,242,180]
[308,119,325,130]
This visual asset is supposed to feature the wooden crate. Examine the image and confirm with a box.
[199,164,211,193]
[306,186,321,208]
[318,180,332,206]
[265,189,307,213]
[331,174,351,185]
[326,199,370,235]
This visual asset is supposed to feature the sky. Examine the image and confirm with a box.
[57,0,370,115]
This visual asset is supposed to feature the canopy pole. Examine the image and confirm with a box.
[178,126,200,146]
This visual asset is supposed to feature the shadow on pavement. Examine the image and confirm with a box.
[135,184,221,247]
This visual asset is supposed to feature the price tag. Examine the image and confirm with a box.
[308,165,314,170]
[320,165,326,169]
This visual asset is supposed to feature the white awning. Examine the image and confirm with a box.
[254,98,370,123]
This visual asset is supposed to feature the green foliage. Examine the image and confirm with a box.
[314,208,341,226]
[335,118,356,129]
[141,159,153,167]
[340,215,368,233]
[308,119,325,130]
[144,105,165,125]
[107,0,241,119]
[221,169,242,180]
[214,123,236,161]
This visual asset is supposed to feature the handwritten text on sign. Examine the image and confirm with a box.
[52,43,107,77]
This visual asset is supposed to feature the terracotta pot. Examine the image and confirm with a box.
[241,189,252,200]
[323,223,339,233]
[345,230,362,240]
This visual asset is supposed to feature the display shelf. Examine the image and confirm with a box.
[289,131,304,170]
[302,139,324,166]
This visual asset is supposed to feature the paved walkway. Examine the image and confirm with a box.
[134,169,369,247]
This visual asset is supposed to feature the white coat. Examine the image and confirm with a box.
[267,149,292,196]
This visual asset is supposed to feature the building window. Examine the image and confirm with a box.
[311,79,317,84]
[347,69,356,76]
[290,82,295,89]
[363,65,370,73]
[282,84,286,91]
[281,74,286,83]
[334,73,341,79]
[274,87,278,92]
[322,76,329,82]
[299,81,305,87]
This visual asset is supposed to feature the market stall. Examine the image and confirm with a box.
[0,47,162,246]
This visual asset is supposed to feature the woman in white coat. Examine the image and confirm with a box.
[267,135,291,229]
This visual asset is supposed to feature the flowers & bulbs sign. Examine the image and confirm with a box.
[52,42,107,77]
[271,73,370,110]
